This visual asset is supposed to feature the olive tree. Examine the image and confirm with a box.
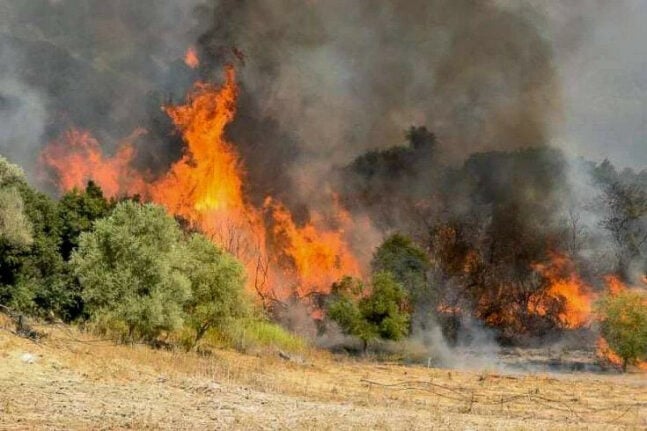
[597,291,647,371]
[0,156,32,246]
[72,201,190,342]
[183,234,249,347]
[327,272,410,352]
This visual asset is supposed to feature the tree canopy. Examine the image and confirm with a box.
[597,291,647,371]
[327,272,410,351]
[72,201,191,341]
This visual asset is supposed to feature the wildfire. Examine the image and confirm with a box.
[41,128,147,198]
[603,274,626,296]
[596,337,623,368]
[528,252,594,329]
[184,46,200,69]
[41,66,361,305]
[265,198,361,297]
[152,67,245,221]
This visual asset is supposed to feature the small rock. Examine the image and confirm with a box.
[20,353,37,364]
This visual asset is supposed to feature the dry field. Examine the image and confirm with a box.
[1,318,646,430]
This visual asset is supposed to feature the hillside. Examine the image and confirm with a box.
[1,318,646,430]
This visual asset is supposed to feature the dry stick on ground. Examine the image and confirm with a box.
[0,304,42,343]
[360,378,647,423]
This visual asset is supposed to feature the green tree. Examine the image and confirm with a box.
[0,156,69,317]
[372,234,430,310]
[72,201,190,342]
[327,272,410,352]
[58,181,113,260]
[0,156,32,246]
[183,234,249,347]
[597,291,647,371]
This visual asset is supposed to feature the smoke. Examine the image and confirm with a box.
[0,0,206,178]
[1,0,645,362]
[0,41,47,178]
[197,0,563,207]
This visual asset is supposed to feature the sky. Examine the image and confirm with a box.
[546,0,647,169]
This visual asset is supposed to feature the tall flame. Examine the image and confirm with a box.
[265,198,361,297]
[41,67,361,304]
[152,67,245,220]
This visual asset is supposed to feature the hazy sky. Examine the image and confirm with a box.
[547,0,647,169]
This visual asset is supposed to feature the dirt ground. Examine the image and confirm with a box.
[1,320,646,430]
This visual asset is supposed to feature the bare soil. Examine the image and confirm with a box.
[1,318,646,430]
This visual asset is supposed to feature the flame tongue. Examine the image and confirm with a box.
[41,66,361,303]
[528,252,594,329]
[184,46,200,69]
[41,128,147,198]
[152,67,245,220]
[265,198,361,297]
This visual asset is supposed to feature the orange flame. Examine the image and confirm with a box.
[596,337,623,368]
[152,67,245,221]
[528,252,594,329]
[41,128,147,198]
[41,67,361,304]
[184,46,200,69]
[265,198,361,297]
[603,274,626,296]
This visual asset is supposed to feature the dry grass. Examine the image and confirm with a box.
[1,318,646,430]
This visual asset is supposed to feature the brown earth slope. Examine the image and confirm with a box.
[1,319,646,430]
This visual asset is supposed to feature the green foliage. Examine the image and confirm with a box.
[183,234,249,346]
[372,234,430,302]
[0,156,32,247]
[206,319,308,354]
[72,201,191,342]
[58,181,113,260]
[362,272,411,340]
[0,156,71,317]
[597,291,647,371]
[327,272,410,351]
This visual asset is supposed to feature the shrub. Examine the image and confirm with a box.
[206,319,308,355]
[58,181,113,260]
[72,201,190,342]
[597,290,647,371]
[0,156,72,318]
[183,234,249,347]
[327,272,410,352]
[371,234,431,312]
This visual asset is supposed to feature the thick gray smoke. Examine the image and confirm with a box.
[0,44,47,179]
[198,0,562,205]
[0,0,205,177]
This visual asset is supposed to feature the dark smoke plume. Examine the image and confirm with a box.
[197,0,561,201]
